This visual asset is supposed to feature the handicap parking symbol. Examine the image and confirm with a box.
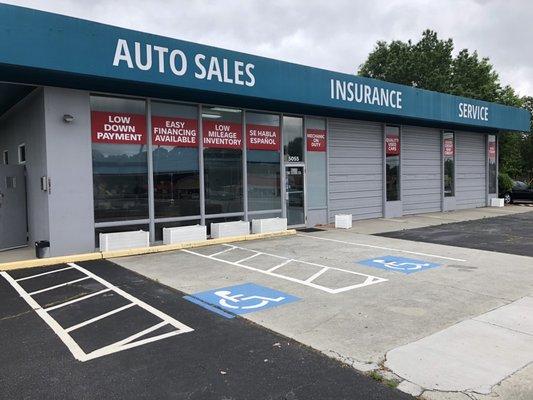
[357,256,440,275]
[184,283,299,317]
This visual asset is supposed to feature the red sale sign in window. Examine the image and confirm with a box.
[306,129,327,152]
[443,137,454,157]
[152,116,198,147]
[488,140,496,161]
[386,134,400,156]
[91,111,146,144]
[247,124,280,151]
[202,121,243,149]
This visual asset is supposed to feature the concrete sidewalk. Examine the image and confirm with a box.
[326,205,532,235]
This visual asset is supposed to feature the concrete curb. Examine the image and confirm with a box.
[0,230,296,271]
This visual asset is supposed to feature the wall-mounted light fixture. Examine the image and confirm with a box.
[63,114,74,123]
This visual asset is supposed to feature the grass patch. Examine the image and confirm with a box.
[368,371,399,389]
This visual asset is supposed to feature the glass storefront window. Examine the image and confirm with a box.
[306,117,327,208]
[91,96,148,223]
[152,101,200,218]
[488,134,497,194]
[246,112,281,211]
[283,116,304,163]
[202,106,243,214]
[443,131,455,197]
[385,126,401,201]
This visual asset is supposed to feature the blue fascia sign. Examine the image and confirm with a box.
[0,4,529,132]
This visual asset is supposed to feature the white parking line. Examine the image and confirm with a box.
[298,234,467,262]
[65,303,136,333]
[183,245,387,294]
[235,253,261,264]
[28,276,91,295]
[44,289,111,312]
[15,266,75,282]
[267,259,293,272]
[1,263,194,362]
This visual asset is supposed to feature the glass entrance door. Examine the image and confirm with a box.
[285,166,305,226]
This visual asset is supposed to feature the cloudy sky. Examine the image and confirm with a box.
[4,0,532,96]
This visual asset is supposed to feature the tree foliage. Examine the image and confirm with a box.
[359,29,532,181]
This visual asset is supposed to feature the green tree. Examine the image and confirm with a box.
[449,49,500,102]
[359,30,531,181]
[358,40,415,86]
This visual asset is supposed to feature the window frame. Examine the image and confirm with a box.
[17,143,26,164]
[443,131,455,198]
[385,125,401,202]
[2,150,8,165]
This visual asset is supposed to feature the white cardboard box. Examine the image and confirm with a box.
[335,214,353,229]
[163,225,206,245]
[490,198,505,207]
[211,221,250,238]
[251,218,287,234]
[99,230,149,251]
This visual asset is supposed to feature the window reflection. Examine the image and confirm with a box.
[203,106,243,214]
[247,112,281,211]
[152,101,200,218]
[488,135,497,194]
[386,126,401,201]
[443,132,455,197]
[283,116,303,163]
[92,143,148,222]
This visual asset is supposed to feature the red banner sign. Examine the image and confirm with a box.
[152,116,198,147]
[386,134,400,156]
[202,121,243,149]
[443,137,454,157]
[247,124,280,151]
[91,111,146,144]
[488,140,496,160]
[306,129,327,152]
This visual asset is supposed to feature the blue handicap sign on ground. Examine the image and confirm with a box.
[184,283,299,318]
[357,256,440,275]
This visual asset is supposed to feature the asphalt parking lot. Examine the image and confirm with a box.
[2,210,532,399]
[378,210,533,257]
[0,260,412,400]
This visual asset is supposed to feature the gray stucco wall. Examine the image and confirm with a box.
[43,87,94,256]
[0,88,49,245]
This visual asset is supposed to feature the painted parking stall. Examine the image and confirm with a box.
[1,263,193,361]
[0,260,412,400]
[183,244,388,294]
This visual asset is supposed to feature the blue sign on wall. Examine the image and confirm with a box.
[185,283,299,317]
[0,4,529,132]
[357,256,441,274]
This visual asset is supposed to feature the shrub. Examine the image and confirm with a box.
[498,172,514,193]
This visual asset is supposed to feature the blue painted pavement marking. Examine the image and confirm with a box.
[357,256,441,275]
[185,283,300,316]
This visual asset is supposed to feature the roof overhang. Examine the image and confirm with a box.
[0,4,530,133]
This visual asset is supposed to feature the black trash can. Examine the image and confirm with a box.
[35,240,50,259]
